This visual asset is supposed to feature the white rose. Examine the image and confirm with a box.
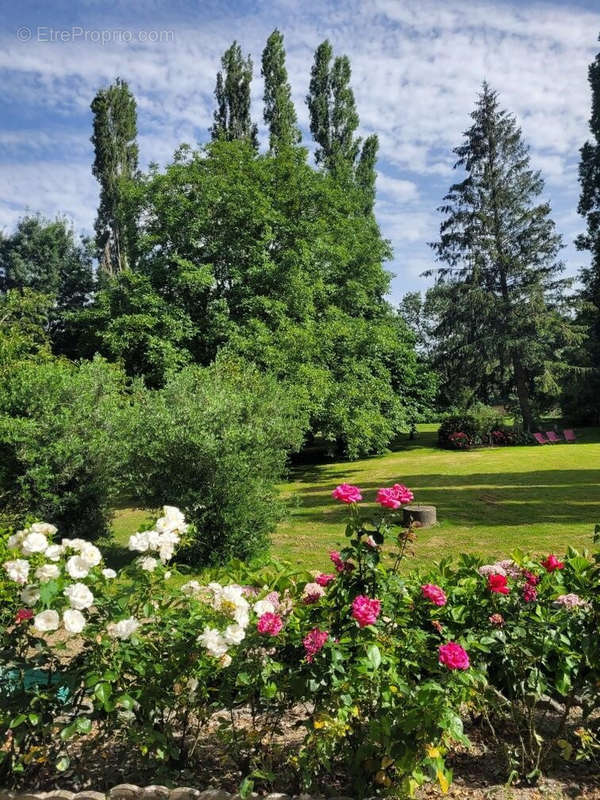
[68,538,88,551]
[7,531,25,550]
[4,559,30,584]
[234,607,250,628]
[223,624,246,646]
[139,556,158,572]
[63,609,86,634]
[21,532,49,555]
[35,564,60,582]
[66,555,90,579]
[181,580,202,595]
[156,506,187,534]
[253,599,276,616]
[64,583,94,610]
[102,568,117,579]
[30,522,58,536]
[107,617,139,640]
[219,653,232,668]
[198,627,228,657]
[33,609,60,632]
[20,584,40,605]
[128,532,151,552]
[79,543,102,567]
[45,544,64,562]
[158,543,175,563]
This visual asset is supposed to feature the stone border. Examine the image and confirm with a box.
[0,790,354,800]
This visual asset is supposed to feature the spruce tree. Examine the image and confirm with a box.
[211,42,258,149]
[261,29,301,153]
[90,77,138,275]
[573,36,600,421]
[428,83,568,429]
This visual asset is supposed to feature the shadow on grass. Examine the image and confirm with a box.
[283,469,600,528]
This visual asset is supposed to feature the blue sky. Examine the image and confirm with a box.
[1,0,599,304]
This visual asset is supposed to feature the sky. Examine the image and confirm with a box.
[1,0,599,304]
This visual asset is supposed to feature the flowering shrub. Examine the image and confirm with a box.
[2,493,600,795]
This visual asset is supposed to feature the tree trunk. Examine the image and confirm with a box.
[402,505,437,528]
[512,352,534,431]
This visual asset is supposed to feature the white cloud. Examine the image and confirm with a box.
[0,0,597,290]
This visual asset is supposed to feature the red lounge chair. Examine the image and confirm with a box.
[546,431,561,443]
[533,432,549,445]
[563,428,577,443]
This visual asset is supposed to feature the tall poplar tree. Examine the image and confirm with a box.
[211,42,258,149]
[428,83,568,429]
[307,41,359,171]
[307,40,379,209]
[90,77,138,275]
[572,35,600,421]
[261,29,301,153]
[355,133,379,214]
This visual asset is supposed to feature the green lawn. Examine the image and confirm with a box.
[272,424,600,570]
[112,424,600,572]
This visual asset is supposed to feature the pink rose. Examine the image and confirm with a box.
[421,583,447,607]
[332,484,362,504]
[351,595,381,628]
[257,612,283,636]
[329,550,353,573]
[522,570,540,586]
[439,642,470,670]
[315,573,335,587]
[303,628,329,662]
[488,574,509,594]
[376,483,414,509]
[302,582,325,605]
[522,584,537,603]
[541,554,564,572]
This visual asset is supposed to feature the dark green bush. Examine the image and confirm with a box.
[0,356,128,538]
[125,358,308,565]
[438,404,504,449]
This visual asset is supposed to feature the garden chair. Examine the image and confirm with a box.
[532,432,549,445]
[546,431,561,443]
[563,428,577,443]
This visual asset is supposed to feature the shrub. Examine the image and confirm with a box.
[2,496,599,794]
[125,358,308,565]
[0,356,128,538]
[438,404,505,449]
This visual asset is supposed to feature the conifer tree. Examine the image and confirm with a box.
[90,77,138,275]
[428,83,568,429]
[211,42,258,149]
[572,35,600,421]
[261,29,301,153]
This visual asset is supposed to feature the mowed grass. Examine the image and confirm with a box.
[272,424,600,571]
[111,424,600,573]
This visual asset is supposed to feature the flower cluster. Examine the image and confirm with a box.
[331,482,414,511]
[128,505,188,565]
[3,506,187,641]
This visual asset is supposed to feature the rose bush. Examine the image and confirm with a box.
[1,493,600,796]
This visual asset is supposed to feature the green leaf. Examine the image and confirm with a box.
[367,644,381,670]
[56,756,70,772]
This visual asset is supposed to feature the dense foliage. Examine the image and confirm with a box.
[426,84,575,427]
[436,404,516,449]
[2,493,600,795]
[125,359,307,564]
[0,356,128,539]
